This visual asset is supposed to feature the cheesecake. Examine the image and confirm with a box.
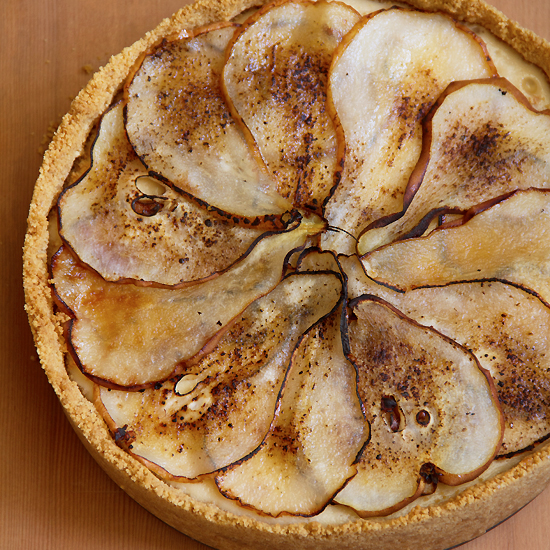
[24,0,550,548]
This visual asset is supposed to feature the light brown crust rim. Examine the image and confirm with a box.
[22,0,550,548]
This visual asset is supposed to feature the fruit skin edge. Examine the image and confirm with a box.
[22,0,550,548]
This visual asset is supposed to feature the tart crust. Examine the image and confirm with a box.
[23,0,550,549]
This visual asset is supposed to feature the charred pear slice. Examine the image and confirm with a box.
[216,304,367,517]
[125,23,290,219]
[96,271,343,479]
[222,0,360,213]
[359,78,550,254]
[321,8,496,254]
[361,189,550,305]
[59,102,276,285]
[341,255,550,456]
[51,215,324,388]
[334,296,503,516]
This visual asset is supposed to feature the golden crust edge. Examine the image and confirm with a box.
[22,0,550,548]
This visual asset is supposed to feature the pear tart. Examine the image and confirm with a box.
[23,0,550,549]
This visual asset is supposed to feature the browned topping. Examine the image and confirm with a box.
[416,410,431,426]
[131,197,164,217]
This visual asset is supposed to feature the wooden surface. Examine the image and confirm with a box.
[2,0,549,548]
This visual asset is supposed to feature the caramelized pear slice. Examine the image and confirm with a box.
[216,305,367,517]
[295,247,341,273]
[334,296,503,516]
[362,189,550,304]
[125,24,290,218]
[59,102,276,285]
[223,0,360,212]
[321,8,496,253]
[96,272,342,479]
[359,78,550,254]
[51,215,324,388]
[341,256,550,455]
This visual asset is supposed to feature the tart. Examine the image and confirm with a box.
[23,0,550,549]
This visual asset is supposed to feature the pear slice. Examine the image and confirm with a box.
[341,255,550,456]
[321,8,496,254]
[59,102,282,285]
[50,214,324,388]
[222,0,360,213]
[361,189,550,305]
[125,23,291,219]
[334,296,503,516]
[96,271,342,479]
[358,78,550,254]
[216,304,368,517]
[295,247,341,273]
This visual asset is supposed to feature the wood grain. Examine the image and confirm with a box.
[1,0,549,549]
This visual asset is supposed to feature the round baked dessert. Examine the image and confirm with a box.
[23,0,550,548]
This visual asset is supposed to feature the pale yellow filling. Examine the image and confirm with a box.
[469,24,550,110]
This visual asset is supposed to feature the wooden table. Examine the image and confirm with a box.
[2,0,549,548]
